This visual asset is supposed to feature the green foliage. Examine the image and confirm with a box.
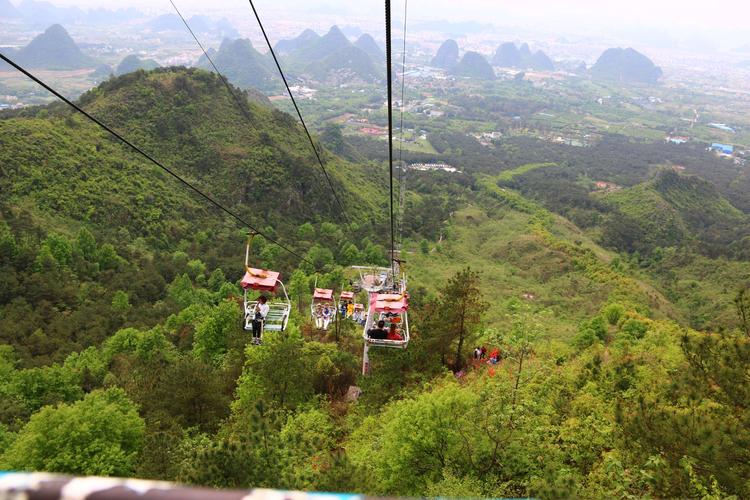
[111,290,132,315]
[603,302,625,325]
[620,330,750,497]
[192,301,239,365]
[103,326,176,363]
[423,267,488,371]
[1,388,145,476]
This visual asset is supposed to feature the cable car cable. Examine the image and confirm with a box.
[385,0,396,277]
[169,0,259,131]
[246,0,350,224]
[396,0,408,248]
[0,52,318,270]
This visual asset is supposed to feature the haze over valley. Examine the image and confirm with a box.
[1,1,750,499]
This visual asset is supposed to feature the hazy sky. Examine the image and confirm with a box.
[10,0,750,46]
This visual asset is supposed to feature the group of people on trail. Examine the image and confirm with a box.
[251,296,269,345]
[473,346,502,364]
[367,319,404,341]
[314,304,333,330]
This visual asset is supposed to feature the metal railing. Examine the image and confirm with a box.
[0,472,364,500]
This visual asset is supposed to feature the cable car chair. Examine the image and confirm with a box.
[351,265,395,293]
[339,290,355,319]
[361,275,409,374]
[311,287,336,330]
[240,234,291,339]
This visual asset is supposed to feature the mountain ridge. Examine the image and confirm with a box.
[492,41,555,71]
[0,24,96,71]
[591,47,662,84]
[431,39,459,69]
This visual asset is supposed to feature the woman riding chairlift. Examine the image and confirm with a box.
[240,234,291,345]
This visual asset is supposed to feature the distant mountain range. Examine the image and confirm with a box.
[492,42,555,71]
[5,1,141,27]
[115,55,160,76]
[147,13,184,31]
[145,13,238,38]
[0,24,96,71]
[0,0,19,17]
[274,29,320,55]
[431,39,459,69]
[354,33,384,63]
[453,51,495,80]
[591,47,662,84]
[275,26,383,83]
[196,38,277,91]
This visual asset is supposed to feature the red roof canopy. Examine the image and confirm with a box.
[373,293,409,313]
[313,288,334,301]
[241,268,280,292]
[340,291,355,300]
[354,303,365,310]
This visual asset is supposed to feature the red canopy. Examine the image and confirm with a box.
[313,288,334,301]
[373,292,409,313]
[340,291,355,300]
[354,303,364,310]
[241,268,279,292]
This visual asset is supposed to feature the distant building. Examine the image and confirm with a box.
[360,127,387,136]
[666,135,689,144]
[708,123,736,133]
[409,162,460,173]
[710,143,734,154]
[593,181,621,192]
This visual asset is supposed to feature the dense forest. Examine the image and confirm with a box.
[1,68,750,499]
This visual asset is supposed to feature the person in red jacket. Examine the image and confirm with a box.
[387,324,403,341]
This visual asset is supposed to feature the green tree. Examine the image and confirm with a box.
[74,227,97,261]
[420,239,430,254]
[187,259,207,280]
[207,268,227,292]
[0,221,17,259]
[425,268,488,371]
[192,301,239,365]
[97,243,122,271]
[1,388,145,476]
[112,290,132,315]
[735,286,750,336]
[297,222,315,242]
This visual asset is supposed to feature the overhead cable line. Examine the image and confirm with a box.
[246,0,350,224]
[169,0,258,131]
[396,0,409,248]
[385,0,396,277]
[0,52,316,269]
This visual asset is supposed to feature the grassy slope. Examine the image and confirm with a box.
[407,172,680,342]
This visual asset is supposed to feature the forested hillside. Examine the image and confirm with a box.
[1,67,749,499]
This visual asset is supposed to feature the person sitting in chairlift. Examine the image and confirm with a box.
[314,304,324,330]
[322,305,332,330]
[387,324,403,341]
[367,320,388,340]
[346,302,354,318]
[252,296,269,344]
